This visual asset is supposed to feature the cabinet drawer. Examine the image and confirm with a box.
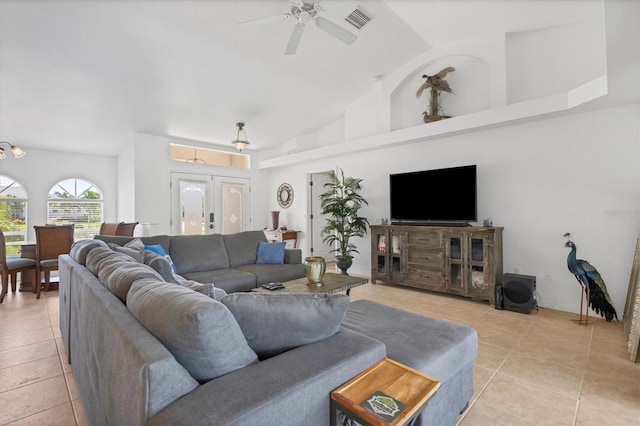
[408,232,441,248]
[406,266,444,288]
[407,249,443,268]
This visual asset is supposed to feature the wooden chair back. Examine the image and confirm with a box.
[99,222,121,235]
[115,222,138,236]
[35,224,75,261]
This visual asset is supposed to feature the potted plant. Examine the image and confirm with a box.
[319,169,369,275]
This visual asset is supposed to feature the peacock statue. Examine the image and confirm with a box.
[564,233,618,323]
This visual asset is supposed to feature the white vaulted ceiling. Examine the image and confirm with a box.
[0,0,610,156]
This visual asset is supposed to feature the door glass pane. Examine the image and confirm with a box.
[450,237,462,260]
[180,181,205,235]
[471,238,484,262]
[221,182,244,234]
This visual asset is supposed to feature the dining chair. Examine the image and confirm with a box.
[0,229,37,303]
[114,222,138,236]
[34,224,75,299]
[99,222,122,235]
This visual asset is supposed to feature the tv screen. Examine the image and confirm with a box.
[390,165,477,225]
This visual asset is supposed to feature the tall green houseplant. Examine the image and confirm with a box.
[319,169,369,275]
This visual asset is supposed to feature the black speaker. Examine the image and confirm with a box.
[502,273,537,314]
[494,285,504,310]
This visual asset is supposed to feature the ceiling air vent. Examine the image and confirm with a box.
[345,8,372,30]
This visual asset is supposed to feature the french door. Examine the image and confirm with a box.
[171,173,250,235]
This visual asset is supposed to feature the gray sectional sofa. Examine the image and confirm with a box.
[59,230,477,426]
[94,230,306,293]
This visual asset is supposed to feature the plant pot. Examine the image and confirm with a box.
[304,256,326,286]
[335,255,353,275]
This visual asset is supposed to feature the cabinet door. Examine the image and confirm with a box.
[467,233,493,297]
[389,230,407,281]
[371,228,390,282]
[445,233,468,293]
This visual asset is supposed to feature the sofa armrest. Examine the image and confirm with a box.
[284,248,302,264]
[148,329,385,426]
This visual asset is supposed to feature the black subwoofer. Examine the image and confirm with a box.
[502,273,537,314]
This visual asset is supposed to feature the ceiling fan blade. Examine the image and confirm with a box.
[314,16,357,45]
[237,13,290,28]
[284,22,305,55]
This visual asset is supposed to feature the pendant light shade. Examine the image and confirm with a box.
[231,122,250,152]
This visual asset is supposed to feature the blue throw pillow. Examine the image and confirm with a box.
[256,241,286,265]
[145,244,177,273]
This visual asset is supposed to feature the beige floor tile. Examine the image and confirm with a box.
[0,340,58,369]
[0,375,70,424]
[458,398,538,426]
[474,342,510,370]
[576,392,640,426]
[514,332,590,369]
[477,311,533,335]
[473,323,523,350]
[0,318,51,338]
[499,350,584,399]
[65,372,80,401]
[1,327,55,352]
[72,398,88,426]
[471,364,495,403]
[7,402,76,426]
[472,373,578,425]
[581,352,640,407]
[0,355,63,393]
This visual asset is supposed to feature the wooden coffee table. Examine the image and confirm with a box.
[330,358,440,426]
[254,273,368,295]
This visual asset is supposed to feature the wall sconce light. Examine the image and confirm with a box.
[0,141,26,159]
[231,122,250,152]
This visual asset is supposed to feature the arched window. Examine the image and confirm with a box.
[48,178,103,240]
[0,175,28,256]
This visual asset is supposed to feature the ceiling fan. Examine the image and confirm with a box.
[238,0,357,55]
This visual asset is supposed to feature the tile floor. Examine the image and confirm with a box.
[1,282,639,425]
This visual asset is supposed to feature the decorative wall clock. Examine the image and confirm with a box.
[277,183,293,208]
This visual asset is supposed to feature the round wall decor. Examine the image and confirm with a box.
[277,183,293,208]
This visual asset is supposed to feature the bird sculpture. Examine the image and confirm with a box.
[416,66,456,98]
[564,233,618,324]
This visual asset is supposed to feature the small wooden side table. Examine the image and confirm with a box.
[263,229,299,248]
[330,358,440,426]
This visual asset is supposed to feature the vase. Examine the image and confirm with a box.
[271,211,280,230]
[305,256,326,286]
[335,255,353,275]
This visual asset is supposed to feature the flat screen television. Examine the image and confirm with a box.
[389,165,477,225]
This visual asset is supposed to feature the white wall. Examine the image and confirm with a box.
[127,133,270,234]
[265,103,639,318]
[0,148,117,241]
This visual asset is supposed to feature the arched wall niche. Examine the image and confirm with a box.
[390,54,492,131]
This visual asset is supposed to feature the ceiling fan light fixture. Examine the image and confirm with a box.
[0,141,26,159]
[231,122,250,152]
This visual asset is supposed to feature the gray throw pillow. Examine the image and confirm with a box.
[221,293,350,359]
[108,238,145,263]
[99,261,164,302]
[143,251,177,283]
[85,247,138,277]
[69,239,109,265]
[127,279,258,383]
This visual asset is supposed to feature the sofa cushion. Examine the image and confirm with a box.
[235,263,306,286]
[145,244,177,273]
[222,230,267,268]
[255,241,286,265]
[94,235,172,252]
[69,239,109,265]
[109,238,146,263]
[181,269,257,293]
[99,261,164,302]
[127,279,258,382]
[85,247,138,277]
[342,300,478,383]
[143,251,177,283]
[168,234,229,274]
[221,293,350,359]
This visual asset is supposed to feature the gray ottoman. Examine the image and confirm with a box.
[342,300,477,426]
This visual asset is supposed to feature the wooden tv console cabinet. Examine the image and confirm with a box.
[370,225,503,306]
